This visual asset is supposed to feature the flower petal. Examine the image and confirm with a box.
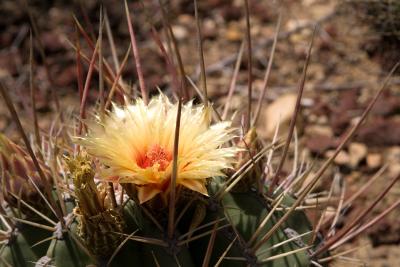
[77,93,237,199]
[137,185,161,203]
[179,179,208,196]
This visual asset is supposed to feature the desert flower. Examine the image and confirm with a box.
[77,94,237,204]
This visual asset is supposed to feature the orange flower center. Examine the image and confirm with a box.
[137,144,172,171]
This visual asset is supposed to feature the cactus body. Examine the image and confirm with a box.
[0,148,317,267]
[0,185,315,267]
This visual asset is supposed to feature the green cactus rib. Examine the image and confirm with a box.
[0,230,38,267]
[115,200,196,267]
[183,179,313,267]
[47,222,94,267]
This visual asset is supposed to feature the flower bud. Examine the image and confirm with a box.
[0,134,53,218]
[66,154,124,257]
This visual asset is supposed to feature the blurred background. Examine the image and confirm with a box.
[0,0,399,266]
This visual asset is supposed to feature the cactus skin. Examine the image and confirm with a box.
[184,179,312,267]
[0,228,38,267]
[49,222,94,267]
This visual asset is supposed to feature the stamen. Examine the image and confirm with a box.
[137,144,172,171]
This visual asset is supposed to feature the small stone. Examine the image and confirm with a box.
[316,115,329,124]
[325,150,350,166]
[262,93,298,139]
[305,125,333,137]
[366,153,382,169]
[349,142,367,168]
[301,97,314,107]
[177,14,193,26]
[385,147,400,176]
[308,114,318,123]
[225,23,243,41]
[203,19,217,39]
[287,19,310,32]
[171,25,188,41]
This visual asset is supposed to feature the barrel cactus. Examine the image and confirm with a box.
[0,95,317,267]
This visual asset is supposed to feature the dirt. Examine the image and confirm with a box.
[0,0,399,266]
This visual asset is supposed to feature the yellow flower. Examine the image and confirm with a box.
[77,95,237,203]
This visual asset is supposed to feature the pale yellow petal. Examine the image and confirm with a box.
[137,186,162,204]
[77,93,237,198]
[178,179,208,196]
